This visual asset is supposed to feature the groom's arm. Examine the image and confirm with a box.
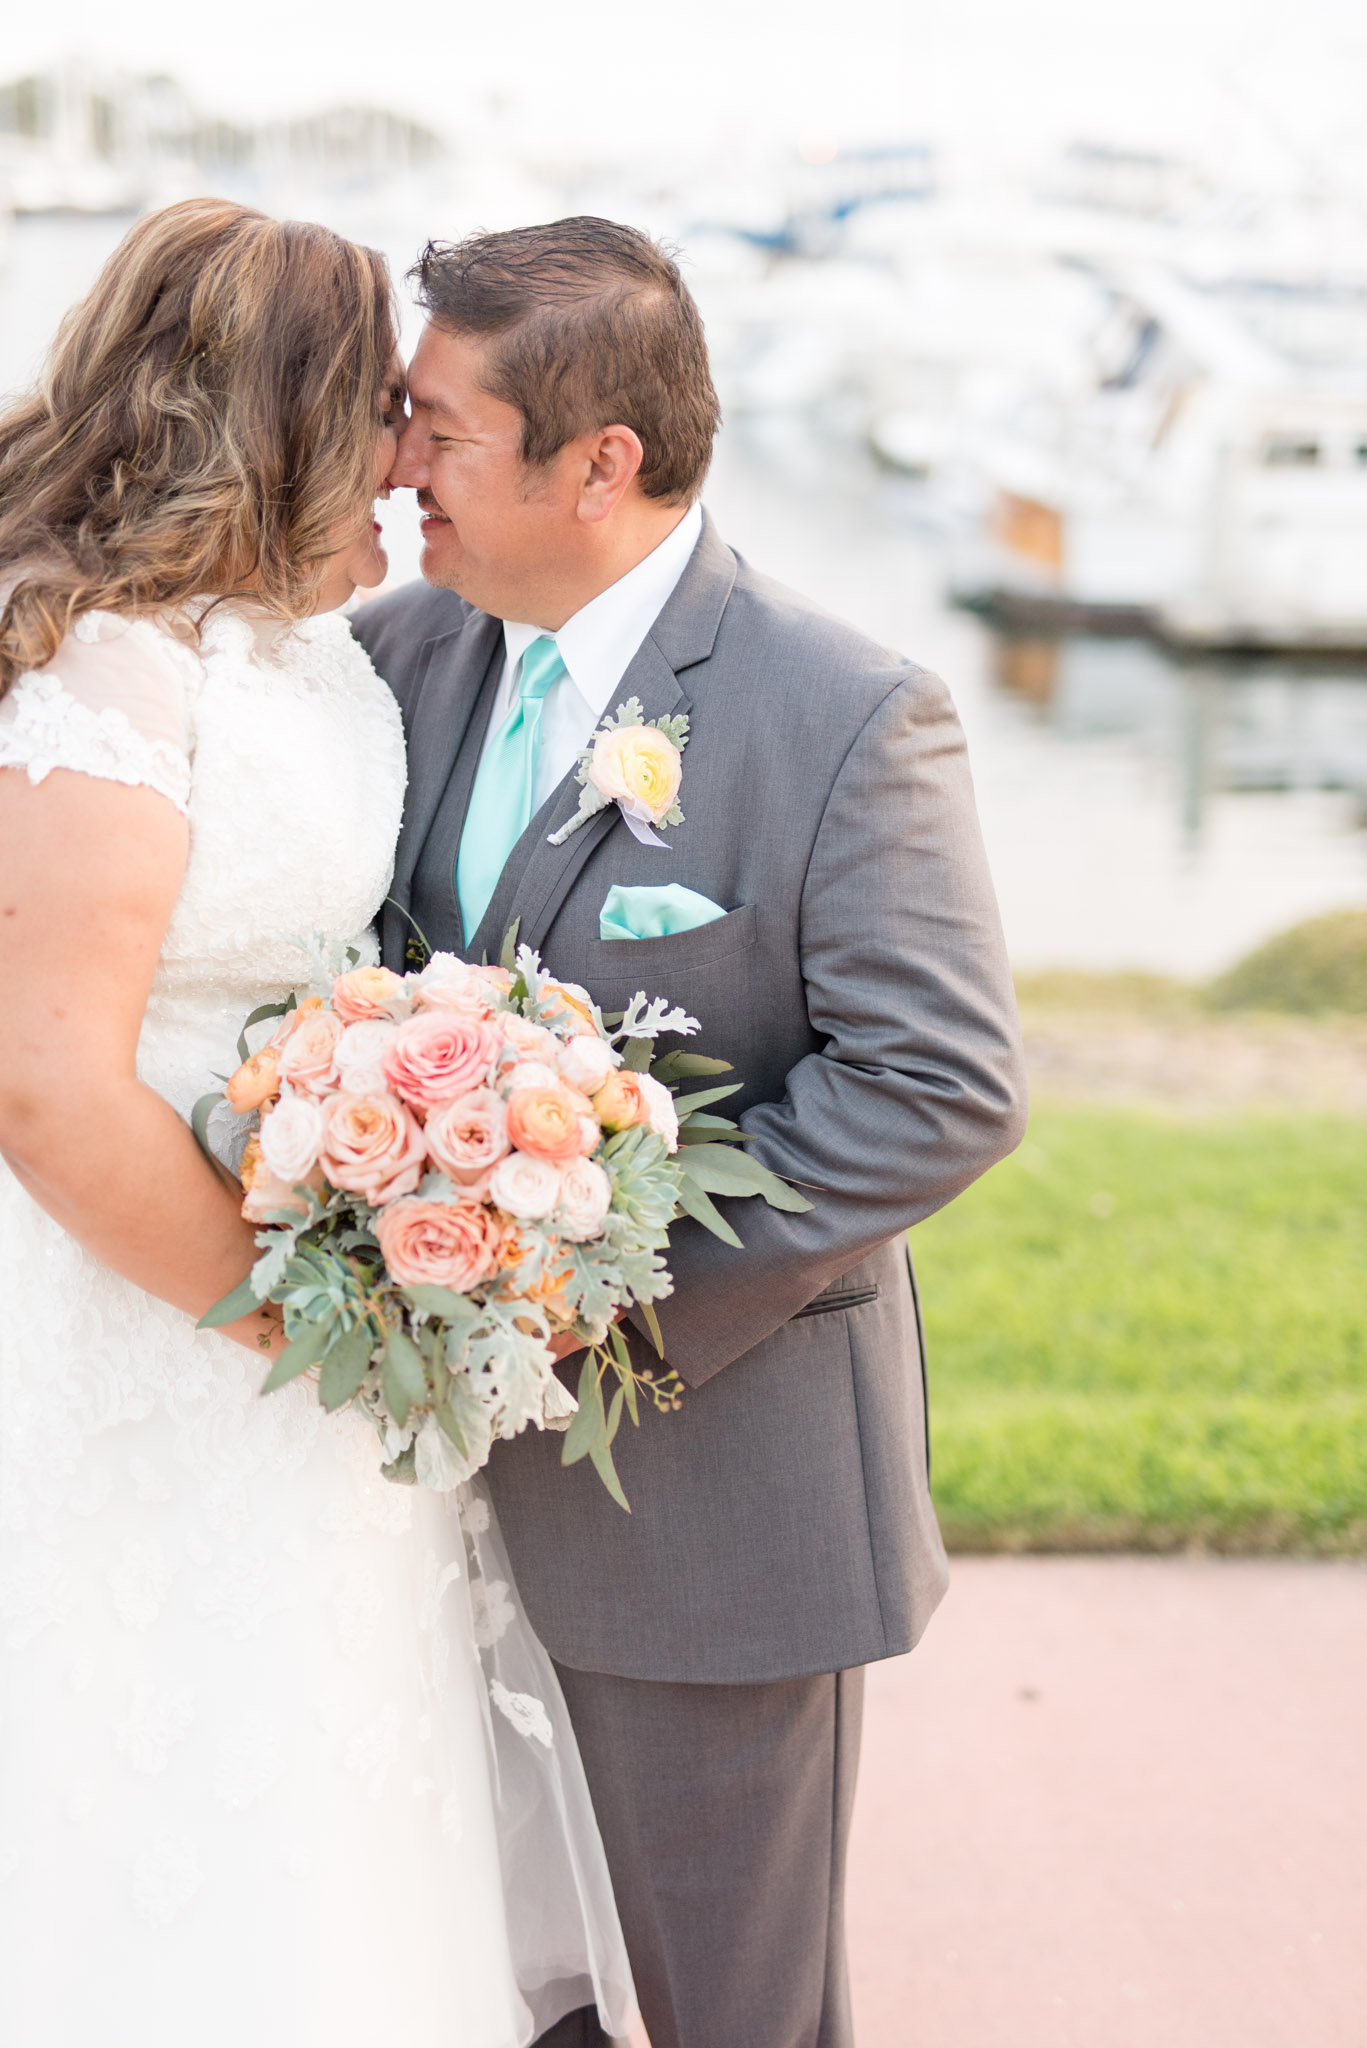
[638,664,1027,1388]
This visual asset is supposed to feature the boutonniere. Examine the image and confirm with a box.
[547,697,690,850]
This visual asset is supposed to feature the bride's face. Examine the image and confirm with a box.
[313,357,408,612]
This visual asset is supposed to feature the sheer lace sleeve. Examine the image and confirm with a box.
[0,611,197,814]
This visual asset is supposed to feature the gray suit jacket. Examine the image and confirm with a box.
[353,512,1026,1684]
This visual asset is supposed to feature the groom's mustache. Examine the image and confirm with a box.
[416,493,449,519]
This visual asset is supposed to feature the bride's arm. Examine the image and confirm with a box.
[0,767,282,1357]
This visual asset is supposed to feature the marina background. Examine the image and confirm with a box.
[1,16,1364,2038]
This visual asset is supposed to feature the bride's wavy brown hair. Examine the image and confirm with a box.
[0,197,397,696]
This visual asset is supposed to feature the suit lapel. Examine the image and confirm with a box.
[471,636,689,961]
[384,613,503,965]
[462,509,740,964]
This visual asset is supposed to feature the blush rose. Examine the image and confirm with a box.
[383,1011,499,1111]
[374,1197,504,1292]
[319,1091,426,1206]
[331,964,405,1023]
[424,1088,511,1186]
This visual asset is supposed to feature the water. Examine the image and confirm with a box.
[3,210,1365,978]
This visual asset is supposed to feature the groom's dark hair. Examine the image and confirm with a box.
[411,217,720,502]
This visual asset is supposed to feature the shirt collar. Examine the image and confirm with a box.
[500,500,703,718]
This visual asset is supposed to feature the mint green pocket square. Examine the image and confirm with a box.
[599,883,728,942]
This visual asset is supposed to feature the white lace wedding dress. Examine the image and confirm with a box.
[0,602,636,2048]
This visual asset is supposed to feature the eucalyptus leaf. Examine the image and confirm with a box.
[197,1274,263,1331]
[402,1284,481,1328]
[651,1050,734,1082]
[236,997,294,1066]
[622,1035,654,1073]
[190,1089,227,1164]
[260,1318,332,1392]
[382,1329,429,1429]
[589,1438,631,1512]
[561,1358,605,1468]
[674,1175,743,1249]
[499,919,521,971]
[640,1299,664,1357]
[318,1324,373,1411]
[672,1082,744,1117]
[606,1385,625,1445]
[675,1143,802,1203]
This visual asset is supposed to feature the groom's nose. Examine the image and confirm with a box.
[388,414,428,491]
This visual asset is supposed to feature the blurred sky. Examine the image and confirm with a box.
[7,0,1367,193]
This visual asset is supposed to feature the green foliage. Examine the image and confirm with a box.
[915,1106,1367,1552]
[1206,909,1367,1015]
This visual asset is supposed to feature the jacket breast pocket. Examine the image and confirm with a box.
[583,901,759,983]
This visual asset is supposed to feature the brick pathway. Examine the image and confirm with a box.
[847,1556,1367,2047]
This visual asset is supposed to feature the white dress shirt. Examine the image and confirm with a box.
[482,501,703,811]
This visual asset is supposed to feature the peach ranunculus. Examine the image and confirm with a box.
[258,1089,326,1185]
[278,1008,344,1097]
[424,1088,511,1186]
[225,1045,282,1114]
[268,995,323,1048]
[383,1011,499,1112]
[540,980,598,1036]
[409,952,497,1020]
[505,1085,588,1165]
[374,1197,504,1292]
[319,1091,426,1206]
[239,1134,309,1223]
[591,1067,652,1134]
[559,1032,619,1096]
[331,964,405,1024]
[589,724,683,823]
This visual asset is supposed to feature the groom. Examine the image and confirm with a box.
[355,217,1026,2048]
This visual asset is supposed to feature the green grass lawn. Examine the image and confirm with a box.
[915,1106,1367,1553]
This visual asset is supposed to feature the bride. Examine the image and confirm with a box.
[0,199,636,2048]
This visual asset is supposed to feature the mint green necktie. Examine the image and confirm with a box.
[456,635,567,943]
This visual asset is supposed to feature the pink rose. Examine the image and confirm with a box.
[410,952,497,1020]
[383,1011,499,1111]
[332,965,405,1023]
[319,1091,427,1206]
[559,1033,619,1096]
[375,1197,504,1292]
[278,1008,344,1097]
[268,996,323,1048]
[258,1089,325,1184]
[557,1157,612,1242]
[424,1088,511,1186]
[488,1152,563,1220]
[335,1018,399,1096]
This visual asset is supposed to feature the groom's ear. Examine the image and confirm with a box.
[575,424,645,525]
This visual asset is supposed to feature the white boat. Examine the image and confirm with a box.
[946,263,1367,651]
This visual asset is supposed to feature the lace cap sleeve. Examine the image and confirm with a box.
[0,611,197,813]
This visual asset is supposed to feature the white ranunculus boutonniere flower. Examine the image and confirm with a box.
[547,697,689,850]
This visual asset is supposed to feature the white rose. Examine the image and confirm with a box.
[500,1017,559,1060]
[258,1088,325,1184]
[335,1018,398,1096]
[559,1033,620,1095]
[557,1157,612,1242]
[498,1059,561,1097]
[638,1072,680,1154]
[410,952,495,1019]
[489,1152,563,1220]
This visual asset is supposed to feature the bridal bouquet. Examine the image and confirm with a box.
[195,942,807,1507]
